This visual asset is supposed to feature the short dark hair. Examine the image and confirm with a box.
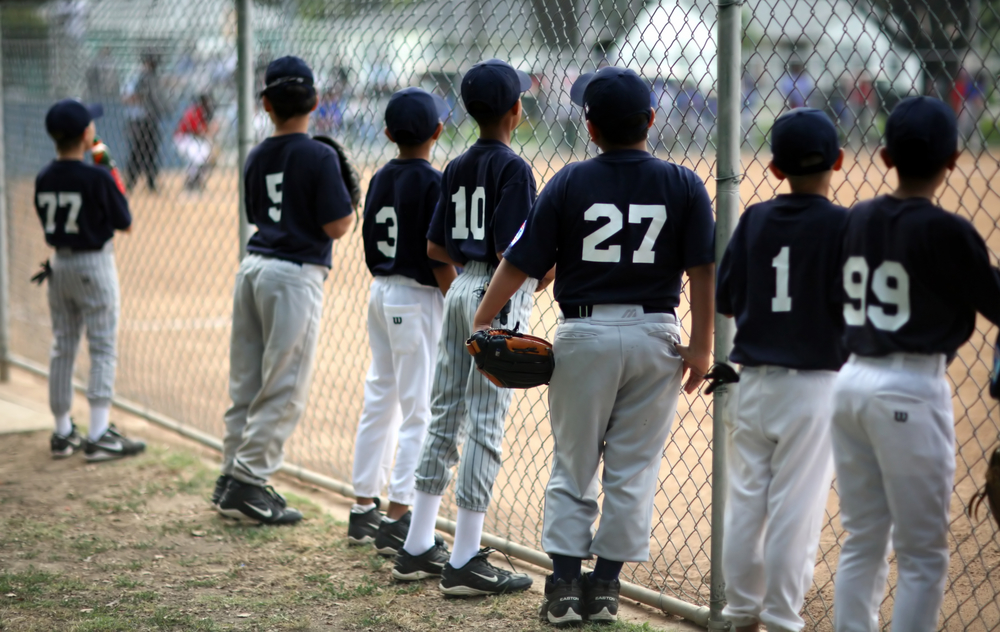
[392,130,427,147]
[594,111,650,146]
[53,133,85,153]
[264,85,317,121]
[466,101,503,127]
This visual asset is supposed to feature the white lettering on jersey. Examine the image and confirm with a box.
[771,246,792,312]
[266,172,283,222]
[37,192,83,234]
[843,256,911,331]
[582,203,667,264]
[451,186,487,240]
[375,206,398,258]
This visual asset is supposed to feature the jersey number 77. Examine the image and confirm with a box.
[37,192,83,234]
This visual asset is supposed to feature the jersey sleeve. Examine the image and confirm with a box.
[503,175,559,279]
[242,158,255,225]
[492,158,537,254]
[426,169,448,246]
[314,150,353,225]
[715,209,748,316]
[680,170,716,270]
[939,215,1000,326]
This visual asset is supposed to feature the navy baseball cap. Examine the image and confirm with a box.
[261,56,315,96]
[771,108,840,176]
[460,59,532,116]
[385,87,450,144]
[570,67,651,130]
[885,96,958,178]
[45,99,103,141]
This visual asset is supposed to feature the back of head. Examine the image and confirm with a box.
[46,99,103,152]
[385,87,450,146]
[770,108,840,179]
[260,56,317,121]
[885,96,957,179]
[570,66,652,146]
[460,59,532,126]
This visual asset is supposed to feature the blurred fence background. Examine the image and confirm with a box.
[1,0,999,629]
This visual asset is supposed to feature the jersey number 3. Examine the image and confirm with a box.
[266,173,283,222]
[582,203,666,264]
[37,192,83,234]
[843,256,911,331]
[375,207,398,258]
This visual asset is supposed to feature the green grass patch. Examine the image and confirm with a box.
[324,575,383,600]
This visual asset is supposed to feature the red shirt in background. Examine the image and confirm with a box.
[175,105,208,136]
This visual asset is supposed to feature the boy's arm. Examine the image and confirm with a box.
[428,240,463,268]
[432,265,458,296]
[676,262,715,394]
[323,215,353,240]
[473,259,529,332]
[536,265,555,293]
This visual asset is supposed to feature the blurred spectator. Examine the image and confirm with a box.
[315,87,345,136]
[678,80,708,151]
[849,70,878,149]
[777,59,813,110]
[174,94,218,191]
[741,68,762,145]
[954,68,986,150]
[123,52,168,193]
[86,47,120,101]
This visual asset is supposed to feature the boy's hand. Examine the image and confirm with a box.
[676,344,710,394]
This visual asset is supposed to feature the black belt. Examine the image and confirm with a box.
[55,246,104,254]
[561,305,676,319]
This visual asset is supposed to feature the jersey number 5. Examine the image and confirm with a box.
[37,192,83,234]
[375,207,398,258]
[582,203,666,264]
[451,186,486,240]
[266,173,283,222]
[843,256,911,331]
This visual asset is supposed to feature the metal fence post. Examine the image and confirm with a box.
[0,8,10,383]
[236,0,254,259]
[710,0,743,628]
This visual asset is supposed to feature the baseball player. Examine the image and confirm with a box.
[716,109,848,632]
[474,67,716,625]
[348,88,457,554]
[36,99,144,462]
[832,96,1000,632]
[214,56,354,525]
[393,59,549,594]
[173,93,217,191]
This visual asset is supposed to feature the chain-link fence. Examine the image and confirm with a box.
[2,0,999,630]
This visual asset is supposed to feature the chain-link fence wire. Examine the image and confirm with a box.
[3,0,1000,629]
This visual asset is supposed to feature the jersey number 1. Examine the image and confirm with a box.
[452,186,486,240]
[37,192,83,234]
[771,246,792,312]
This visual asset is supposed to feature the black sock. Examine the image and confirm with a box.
[592,557,624,582]
[550,554,582,582]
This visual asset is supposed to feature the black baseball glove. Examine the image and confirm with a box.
[30,260,52,285]
[466,328,555,389]
[313,135,362,210]
[702,362,740,395]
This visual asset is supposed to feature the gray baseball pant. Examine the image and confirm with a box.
[413,261,537,512]
[222,254,326,486]
[541,306,683,562]
[47,244,120,416]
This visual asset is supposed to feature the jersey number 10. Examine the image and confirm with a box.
[451,186,486,240]
[37,192,83,234]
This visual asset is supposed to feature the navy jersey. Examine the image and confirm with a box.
[717,194,848,371]
[34,160,131,249]
[245,133,352,267]
[841,195,1000,358]
[426,139,536,266]
[362,158,445,287]
[503,149,715,311]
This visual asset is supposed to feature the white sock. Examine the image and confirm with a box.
[382,516,398,524]
[449,508,486,569]
[88,404,111,441]
[351,503,377,514]
[403,491,442,556]
[55,413,72,437]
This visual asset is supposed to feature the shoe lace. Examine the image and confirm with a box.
[261,485,288,508]
[475,547,520,576]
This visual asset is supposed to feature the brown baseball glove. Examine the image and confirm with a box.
[466,328,555,389]
[970,446,1000,526]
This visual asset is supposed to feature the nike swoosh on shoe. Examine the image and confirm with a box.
[244,504,273,519]
[390,534,405,542]
[99,440,124,452]
[471,572,499,582]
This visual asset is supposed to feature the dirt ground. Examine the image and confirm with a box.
[0,369,699,632]
[6,146,1000,629]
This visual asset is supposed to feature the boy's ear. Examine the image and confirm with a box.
[646,108,655,130]
[832,148,845,172]
[585,119,601,146]
[310,98,319,113]
[261,94,273,113]
[767,161,787,181]
[384,127,395,143]
[879,146,894,170]
[946,149,960,171]
[431,121,444,141]
[508,98,522,120]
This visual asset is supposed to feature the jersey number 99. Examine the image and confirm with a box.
[37,192,83,234]
[582,203,666,264]
[843,256,911,331]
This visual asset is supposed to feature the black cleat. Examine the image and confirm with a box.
[347,498,382,546]
[582,573,620,623]
[538,575,584,627]
[84,425,146,462]
[217,480,303,525]
[374,510,410,556]
[392,540,450,581]
[51,423,84,459]
[439,547,533,596]
[211,474,233,508]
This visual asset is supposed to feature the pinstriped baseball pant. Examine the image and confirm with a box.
[47,244,121,416]
[413,261,537,512]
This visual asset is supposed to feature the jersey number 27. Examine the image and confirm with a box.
[582,203,666,264]
[37,192,83,234]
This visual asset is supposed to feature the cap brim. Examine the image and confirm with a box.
[429,93,451,120]
[514,69,532,93]
[570,73,596,107]
[87,103,104,119]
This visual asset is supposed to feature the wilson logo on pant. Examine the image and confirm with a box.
[392,317,402,325]
[894,411,908,422]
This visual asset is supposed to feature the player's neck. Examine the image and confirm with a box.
[56,147,86,161]
[892,174,945,201]
[271,115,310,136]
[477,124,513,147]
[595,140,648,153]
[396,143,432,161]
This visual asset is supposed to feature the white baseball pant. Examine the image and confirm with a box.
[351,275,444,506]
[222,254,327,486]
[542,305,683,562]
[722,366,837,632]
[832,353,953,632]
